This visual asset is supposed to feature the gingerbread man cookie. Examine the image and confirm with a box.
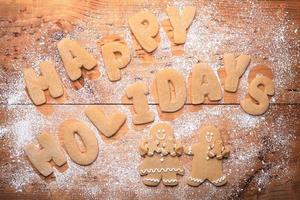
[161,139,183,156]
[139,139,160,156]
[138,123,184,186]
[185,126,230,187]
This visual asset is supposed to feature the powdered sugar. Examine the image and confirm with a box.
[1,103,296,198]
[0,0,298,199]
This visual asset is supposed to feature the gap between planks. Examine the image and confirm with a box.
[1,102,299,106]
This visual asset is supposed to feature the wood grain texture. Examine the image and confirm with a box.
[0,0,299,199]
[0,104,299,200]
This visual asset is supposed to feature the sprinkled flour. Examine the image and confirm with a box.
[1,104,297,199]
[0,0,298,199]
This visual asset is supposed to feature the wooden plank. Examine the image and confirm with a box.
[241,103,300,199]
[0,0,299,200]
[3,59,298,105]
[0,0,299,105]
[0,104,299,199]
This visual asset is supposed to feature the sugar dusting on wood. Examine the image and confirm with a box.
[0,0,299,199]
[1,104,297,198]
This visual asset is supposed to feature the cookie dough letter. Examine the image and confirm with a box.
[191,63,222,104]
[24,61,64,105]
[128,11,159,53]
[24,132,67,177]
[166,6,196,44]
[101,40,131,81]
[126,82,154,124]
[224,53,251,92]
[58,38,97,81]
[60,119,99,165]
[240,75,274,115]
[155,68,187,112]
[85,107,126,138]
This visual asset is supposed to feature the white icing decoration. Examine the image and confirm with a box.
[187,146,193,155]
[188,176,204,183]
[156,129,166,140]
[145,178,160,183]
[212,175,226,184]
[205,131,214,142]
[163,179,177,183]
[140,168,184,174]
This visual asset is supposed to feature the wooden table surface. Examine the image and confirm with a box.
[0,0,299,199]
